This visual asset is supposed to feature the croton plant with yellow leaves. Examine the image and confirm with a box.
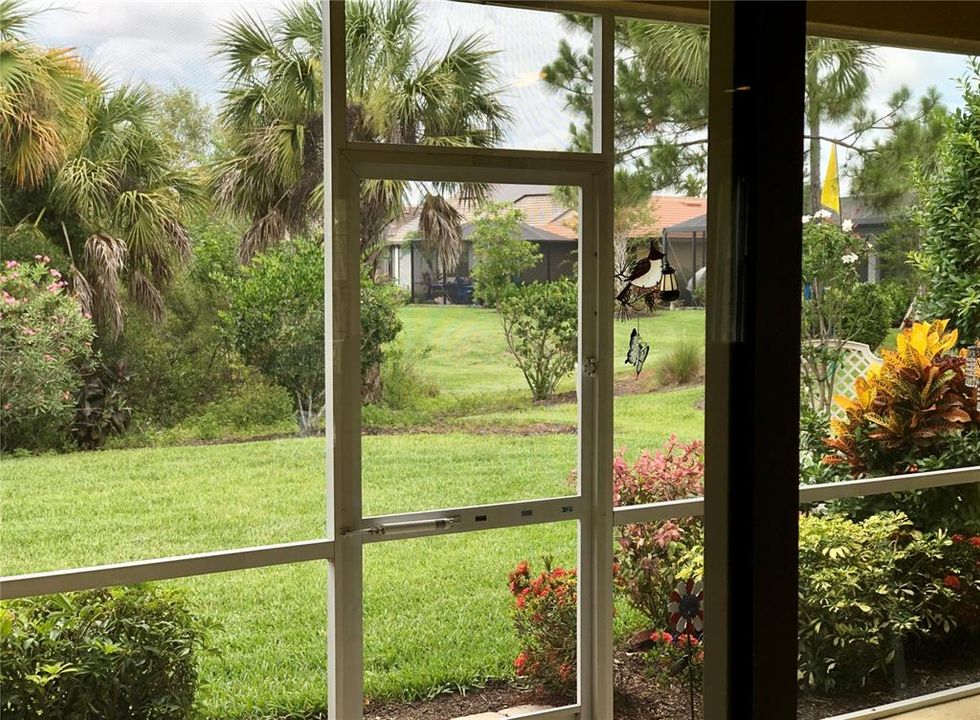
[824,320,980,475]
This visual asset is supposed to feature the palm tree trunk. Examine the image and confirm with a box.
[808,110,822,214]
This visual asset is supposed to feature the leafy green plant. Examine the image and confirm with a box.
[73,357,132,449]
[497,279,577,401]
[645,630,703,691]
[837,282,896,349]
[0,257,94,451]
[612,437,705,628]
[797,512,959,692]
[508,558,577,695]
[0,585,212,719]
[912,61,980,341]
[360,267,406,403]
[800,215,873,415]
[470,203,542,307]
[824,319,979,476]
[654,339,704,386]
[379,342,437,411]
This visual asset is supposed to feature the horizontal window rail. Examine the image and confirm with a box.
[0,539,334,601]
[2,466,976,600]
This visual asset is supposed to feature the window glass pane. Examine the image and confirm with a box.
[0,0,325,573]
[361,182,581,516]
[607,17,708,503]
[345,0,593,152]
[363,522,578,713]
[0,563,327,718]
[798,39,980,717]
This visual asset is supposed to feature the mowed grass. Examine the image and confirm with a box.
[1,307,705,718]
[397,305,705,395]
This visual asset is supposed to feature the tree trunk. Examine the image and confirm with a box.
[808,110,822,214]
[361,362,383,404]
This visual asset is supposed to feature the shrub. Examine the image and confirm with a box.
[912,62,980,341]
[797,512,960,692]
[470,203,542,307]
[837,283,894,349]
[508,558,577,695]
[800,215,868,415]
[0,585,211,719]
[0,258,94,451]
[613,437,705,627]
[171,370,295,441]
[360,269,407,403]
[498,279,577,401]
[379,342,437,411]
[645,630,703,691]
[941,532,980,633]
[74,357,133,449]
[824,319,979,476]
[654,340,704,386]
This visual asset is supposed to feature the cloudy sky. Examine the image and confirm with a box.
[28,0,975,180]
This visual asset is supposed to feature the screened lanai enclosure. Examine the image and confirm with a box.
[2,3,979,720]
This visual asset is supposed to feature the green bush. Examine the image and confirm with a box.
[172,370,295,440]
[470,203,542,307]
[360,267,406,403]
[798,512,959,692]
[379,342,437,411]
[1,258,94,451]
[912,62,980,341]
[0,585,211,719]
[837,283,894,349]
[654,339,704,386]
[498,280,577,401]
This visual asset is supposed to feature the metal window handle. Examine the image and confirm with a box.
[340,516,459,537]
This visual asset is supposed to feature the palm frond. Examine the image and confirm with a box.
[83,232,127,337]
[239,209,286,263]
[418,193,463,277]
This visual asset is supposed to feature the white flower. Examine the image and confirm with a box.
[815,209,833,220]
[841,219,854,232]
[802,214,812,224]
[842,253,859,265]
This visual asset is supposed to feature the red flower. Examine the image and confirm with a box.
[952,534,966,544]
[514,651,527,673]
[969,536,980,548]
[944,574,961,590]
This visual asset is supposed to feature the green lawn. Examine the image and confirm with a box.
[2,307,705,718]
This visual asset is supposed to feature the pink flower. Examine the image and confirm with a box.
[5,260,18,269]
[49,269,62,279]
[22,327,38,336]
[43,354,54,362]
[2,403,11,411]
[62,390,71,401]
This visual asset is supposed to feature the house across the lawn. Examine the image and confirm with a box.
[383,185,707,304]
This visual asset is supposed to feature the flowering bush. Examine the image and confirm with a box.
[613,436,704,626]
[508,558,577,694]
[645,630,703,690]
[0,258,94,451]
[801,214,875,415]
[824,320,979,476]
[940,533,980,633]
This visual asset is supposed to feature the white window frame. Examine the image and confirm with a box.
[2,3,979,720]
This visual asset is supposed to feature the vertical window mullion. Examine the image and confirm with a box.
[325,2,364,719]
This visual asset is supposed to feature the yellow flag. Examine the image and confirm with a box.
[821,144,841,214]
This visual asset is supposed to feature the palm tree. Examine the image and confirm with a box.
[0,0,91,192]
[213,0,510,271]
[0,2,202,336]
[805,38,877,213]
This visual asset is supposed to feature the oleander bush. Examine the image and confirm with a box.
[0,258,94,452]
[0,585,211,719]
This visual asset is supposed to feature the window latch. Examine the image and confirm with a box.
[340,516,459,538]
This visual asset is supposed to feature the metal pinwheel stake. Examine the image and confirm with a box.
[668,578,704,720]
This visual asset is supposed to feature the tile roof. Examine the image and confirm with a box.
[385,188,708,244]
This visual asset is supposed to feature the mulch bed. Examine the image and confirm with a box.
[356,644,980,720]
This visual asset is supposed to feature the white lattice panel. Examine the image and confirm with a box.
[802,340,882,418]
